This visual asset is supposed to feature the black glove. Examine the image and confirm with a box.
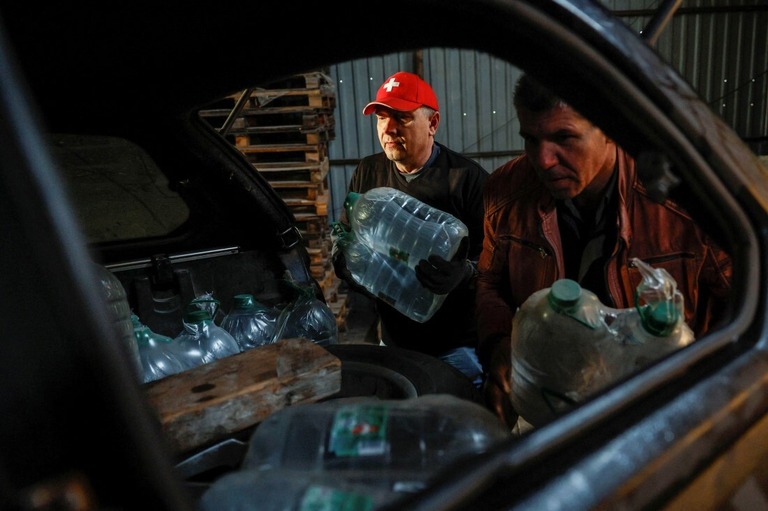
[415,237,473,295]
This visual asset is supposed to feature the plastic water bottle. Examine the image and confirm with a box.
[221,294,279,351]
[345,187,468,269]
[510,263,696,426]
[93,264,142,379]
[131,314,185,383]
[342,237,446,323]
[173,309,241,370]
[611,257,695,374]
[275,282,338,346]
[200,468,401,511]
[610,304,694,376]
[340,187,467,323]
[241,394,510,491]
[509,279,618,426]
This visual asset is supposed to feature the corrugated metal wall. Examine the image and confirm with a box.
[326,1,768,222]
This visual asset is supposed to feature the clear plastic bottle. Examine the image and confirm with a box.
[510,265,696,426]
[220,294,279,351]
[343,238,446,323]
[132,314,185,383]
[610,304,694,376]
[274,282,338,347]
[345,187,468,270]
[610,258,695,374]
[173,309,241,370]
[509,279,617,426]
[93,263,142,379]
[199,468,402,511]
[241,394,510,490]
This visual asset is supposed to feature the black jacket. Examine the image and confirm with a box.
[341,142,489,356]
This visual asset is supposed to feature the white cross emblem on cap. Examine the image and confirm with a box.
[382,77,400,92]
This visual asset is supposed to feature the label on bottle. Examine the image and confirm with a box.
[300,485,374,511]
[388,246,409,263]
[328,405,388,457]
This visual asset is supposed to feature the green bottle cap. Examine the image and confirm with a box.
[232,293,268,312]
[184,309,212,323]
[548,279,582,312]
[233,294,255,309]
[640,302,678,337]
[344,191,361,218]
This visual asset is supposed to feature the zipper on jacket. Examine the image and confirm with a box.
[503,235,550,259]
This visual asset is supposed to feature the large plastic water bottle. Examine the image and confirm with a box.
[509,279,617,426]
[345,187,468,269]
[342,237,446,323]
[200,468,401,511]
[610,258,695,374]
[173,309,241,370]
[132,314,185,383]
[220,294,279,351]
[274,282,338,347]
[340,187,468,323]
[510,261,696,426]
[610,303,694,376]
[93,264,142,379]
[241,394,510,491]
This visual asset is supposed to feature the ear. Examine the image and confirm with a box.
[429,111,440,134]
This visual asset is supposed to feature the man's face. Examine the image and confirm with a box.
[517,104,616,201]
[375,106,438,171]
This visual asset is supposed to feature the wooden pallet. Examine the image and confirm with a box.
[200,110,335,131]
[234,128,333,148]
[237,142,329,166]
[283,196,328,216]
[265,71,334,90]
[245,86,336,111]
[198,71,337,309]
[254,157,329,183]
[293,216,330,250]
[270,179,327,203]
[328,292,349,332]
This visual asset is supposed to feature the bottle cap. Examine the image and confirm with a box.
[344,192,361,218]
[548,279,582,312]
[640,301,679,337]
[184,309,212,323]
[233,293,269,312]
[233,294,255,309]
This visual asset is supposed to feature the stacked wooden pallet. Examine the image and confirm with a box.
[199,71,348,331]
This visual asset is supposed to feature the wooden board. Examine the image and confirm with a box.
[144,337,341,455]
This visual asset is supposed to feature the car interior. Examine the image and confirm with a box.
[1,1,766,510]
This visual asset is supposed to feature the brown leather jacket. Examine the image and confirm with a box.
[476,150,733,369]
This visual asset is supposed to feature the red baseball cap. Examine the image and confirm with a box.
[362,71,439,115]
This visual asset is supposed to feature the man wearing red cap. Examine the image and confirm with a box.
[333,71,489,387]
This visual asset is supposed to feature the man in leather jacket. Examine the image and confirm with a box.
[477,74,733,427]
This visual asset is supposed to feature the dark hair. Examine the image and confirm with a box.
[513,73,566,112]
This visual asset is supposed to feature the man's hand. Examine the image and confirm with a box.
[415,237,473,294]
[483,338,518,429]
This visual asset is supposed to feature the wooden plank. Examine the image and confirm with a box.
[270,180,326,202]
[254,157,330,183]
[237,142,328,156]
[144,337,341,455]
